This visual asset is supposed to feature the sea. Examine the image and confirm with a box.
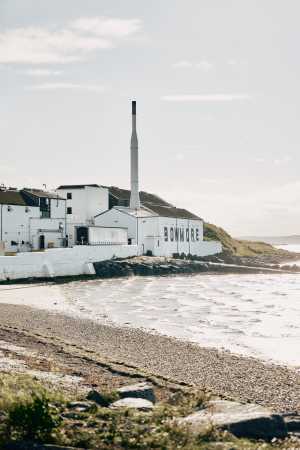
[0,244,299,368]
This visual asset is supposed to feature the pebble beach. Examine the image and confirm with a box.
[0,302,299,414]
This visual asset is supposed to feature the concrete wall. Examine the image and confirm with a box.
[0,244,138,281]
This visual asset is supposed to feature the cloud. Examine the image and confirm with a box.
[70,17,142,38]
[26,83,107,92]
[161,94,252,102]
[0,17,142,65]
[23,69,63,76]
[173,60,213,71]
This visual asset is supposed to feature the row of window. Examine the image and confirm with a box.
[164,227,200,243]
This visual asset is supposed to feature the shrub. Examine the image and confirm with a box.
[6,392,61,442]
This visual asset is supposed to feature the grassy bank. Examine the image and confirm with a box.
[204,222,291,257]
[0,373,296,450]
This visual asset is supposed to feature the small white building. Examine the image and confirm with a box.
[56,184,109,246]
[0,188,66,253]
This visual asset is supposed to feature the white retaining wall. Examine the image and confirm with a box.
[0,245,138,281]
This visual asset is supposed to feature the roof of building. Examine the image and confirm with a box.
[22,188,65,200]
[57,184,101,190]
[142,203,201,220]
[0,190,27,206]
[104,186,173,207]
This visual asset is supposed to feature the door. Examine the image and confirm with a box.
[39,235,45,250]
[76,227,88,245]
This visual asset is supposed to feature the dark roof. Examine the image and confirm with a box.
[0,190,27,206]
[105,186,201,220]
[22,189,65,200]
[57,184,100,190]
[143,203,201,220]
[105,186,173,207]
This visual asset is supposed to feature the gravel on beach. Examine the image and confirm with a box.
[0,303,299,414]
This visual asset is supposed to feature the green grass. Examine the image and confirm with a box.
[204,222,289,257]
[0,374,296,449]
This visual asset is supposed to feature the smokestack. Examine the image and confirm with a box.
[130,100,140,209]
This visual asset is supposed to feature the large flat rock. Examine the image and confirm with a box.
[110,397,154,411]
[117,382,155,403]
[179,400,287,440]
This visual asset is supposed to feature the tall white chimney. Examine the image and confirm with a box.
[130,100,140,209]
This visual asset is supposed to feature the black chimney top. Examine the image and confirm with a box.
[132,100,136,115]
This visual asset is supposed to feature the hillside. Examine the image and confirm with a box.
[203,222,290,257]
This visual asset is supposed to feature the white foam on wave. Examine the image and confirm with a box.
[0,273,300,367]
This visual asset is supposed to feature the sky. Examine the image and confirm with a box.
[0,0,299,236]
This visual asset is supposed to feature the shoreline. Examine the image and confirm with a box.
[0,303,299,413]
[1,252,300,286]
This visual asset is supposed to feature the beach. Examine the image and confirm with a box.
[0,302,299,414]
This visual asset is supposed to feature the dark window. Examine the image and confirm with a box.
[186,228,189,242]
[196,228,199,241]
[67,192,72,200]
[67,207,72,214]
[164,227,168,241]
[40,197,50,218]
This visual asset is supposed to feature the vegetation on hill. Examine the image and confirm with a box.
[203,222,289,257]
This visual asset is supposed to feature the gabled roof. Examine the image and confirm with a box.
[57,184,101,190]
[104,186,173,207]
[0,190,27,206]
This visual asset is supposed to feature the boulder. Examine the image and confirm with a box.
[110,397,154,411]
[179,400,287,440]
[283,414,300,432]
[117,382,155,403]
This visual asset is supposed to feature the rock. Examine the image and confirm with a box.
[179,400,287,440]
[117,382,155,403]
[68,401,95,412]
[284,414,300,432]
[86,389,110,407]
[110,397,154,411]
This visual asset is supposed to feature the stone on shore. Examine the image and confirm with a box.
[117,382,155,403]
[110,397,154,411]
[179,400,287,440]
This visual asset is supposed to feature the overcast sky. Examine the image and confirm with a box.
[1,0,299,236]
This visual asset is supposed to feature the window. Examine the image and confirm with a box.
[67,192,72,200]
[7,205,12,212]
[196,228,199,241]
[191,229,195,242]
[67,207,72,215]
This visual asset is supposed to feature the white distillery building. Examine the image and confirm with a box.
[56,184,109,246]
[94,101,221,258]
[0,188,66,253]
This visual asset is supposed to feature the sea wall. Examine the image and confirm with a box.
[0,245,138,281]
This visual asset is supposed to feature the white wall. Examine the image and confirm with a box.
[88,226,128,245]
[0,244,138,281]
[95,208,137,244]
[0,204,40,252]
